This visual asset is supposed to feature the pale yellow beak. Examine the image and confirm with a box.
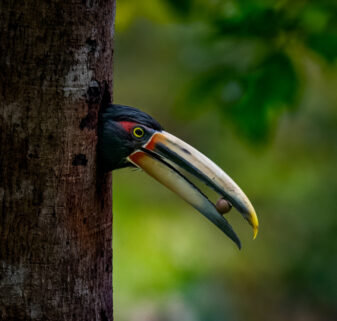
[127,131,258,248]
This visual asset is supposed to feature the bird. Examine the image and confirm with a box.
[97,104,259,249]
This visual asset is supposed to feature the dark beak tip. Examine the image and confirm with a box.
[234,237,241,250]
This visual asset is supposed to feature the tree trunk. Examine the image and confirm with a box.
[0,1,115,320]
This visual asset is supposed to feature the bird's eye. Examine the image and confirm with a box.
[133,127,145,138]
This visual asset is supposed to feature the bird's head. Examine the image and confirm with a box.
[98,104,258,248]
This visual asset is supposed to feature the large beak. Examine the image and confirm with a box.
[127,131,258,248]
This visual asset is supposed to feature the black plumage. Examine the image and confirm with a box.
[98,104,163,171]
[96,104,258,248]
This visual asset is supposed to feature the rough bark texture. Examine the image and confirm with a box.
[0,1,115,320]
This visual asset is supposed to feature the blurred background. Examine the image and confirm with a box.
[112,1,337,320]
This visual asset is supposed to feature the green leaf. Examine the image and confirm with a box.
[227,53,298,142]
[179,53,297,142]
[307,32,337,62]
[164,0,192,15]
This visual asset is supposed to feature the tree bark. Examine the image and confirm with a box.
[0,1,115,320]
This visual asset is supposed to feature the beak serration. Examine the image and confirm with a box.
[128,131,258,247]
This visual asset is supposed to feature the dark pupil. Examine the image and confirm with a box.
[135,129,143,136]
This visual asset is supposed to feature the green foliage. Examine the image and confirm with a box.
[308,32,337,61]
[117,0,337,141]
[165,0,192,15]
[230,53,297,141]
[182,52,297,141]
[114,1,337,320]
